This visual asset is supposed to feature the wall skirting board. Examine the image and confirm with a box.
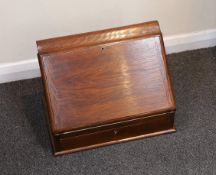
[0,29,216,84]
[0,59,40,84]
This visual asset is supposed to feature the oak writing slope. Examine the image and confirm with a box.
[37,21,176,156]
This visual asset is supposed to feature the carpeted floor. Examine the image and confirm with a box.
[0,47,216,175]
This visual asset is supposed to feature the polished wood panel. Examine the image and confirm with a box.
[54,112,175,155]
[37,21,176,155]
[37,21,160,54]
[40,37,175,133]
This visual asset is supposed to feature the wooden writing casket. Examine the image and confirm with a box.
[37,21,176,156]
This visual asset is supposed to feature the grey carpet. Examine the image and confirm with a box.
[0,47,216,175]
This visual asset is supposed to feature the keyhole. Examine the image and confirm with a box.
[114,130,118,135]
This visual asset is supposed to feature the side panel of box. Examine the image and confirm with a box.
[51,112,175,156]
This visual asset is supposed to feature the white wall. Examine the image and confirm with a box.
[0,0,216,64]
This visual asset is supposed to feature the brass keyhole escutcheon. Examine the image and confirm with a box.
[114,130,118,135]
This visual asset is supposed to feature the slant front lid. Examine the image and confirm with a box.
[37,21,176,134]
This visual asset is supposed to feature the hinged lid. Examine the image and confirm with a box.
[37,21,176,134]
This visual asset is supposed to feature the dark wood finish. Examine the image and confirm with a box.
[55,112,175,155]
[37,21,161,54]
[37,21,176,156]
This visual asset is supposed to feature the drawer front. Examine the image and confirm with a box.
[54,112,175,154]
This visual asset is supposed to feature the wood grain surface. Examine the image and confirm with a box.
[37,21,176,155]
[37,21,160,55]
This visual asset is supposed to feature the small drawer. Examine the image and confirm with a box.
[54,112,175,154]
